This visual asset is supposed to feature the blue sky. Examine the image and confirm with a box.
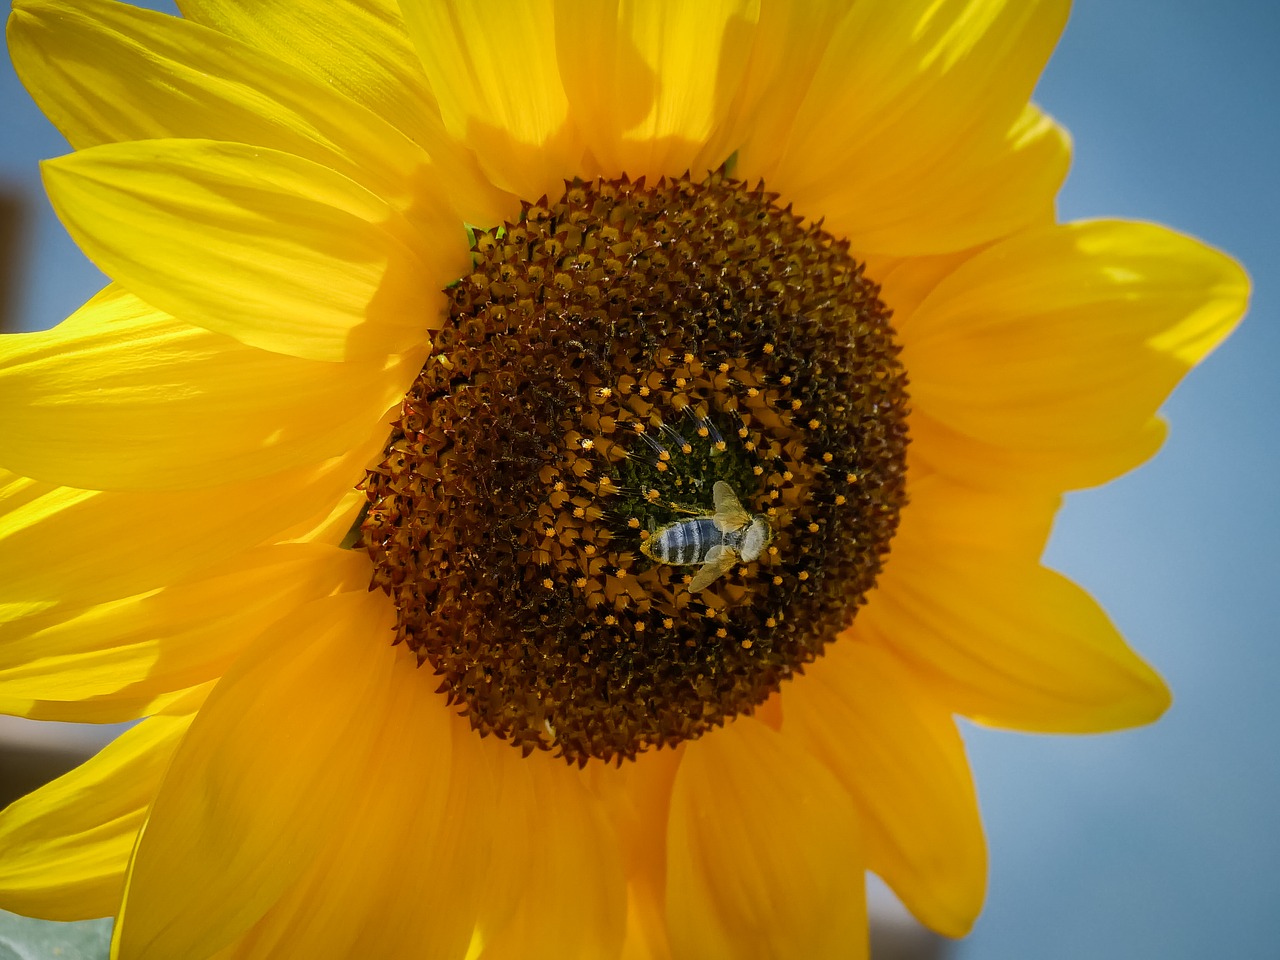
[1,2,1277,958]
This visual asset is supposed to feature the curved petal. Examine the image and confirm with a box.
[865,477,1170,731]
[666,717,867,960]
[173,0,510,226]
[111,588,403,960]
[0,545,368,721]
[873,248,986,335]
[746,0,1071,255]
[707,1,850,177]
[0,286,414,491]
[472,750,627,960]
[910,408,1172,493]
[42,139,466,362]
[904,221,1249,477]
[0,713,190,922]
[400,0,581,201]
[784,642,986,937]
[8,0,453,223]
[176,0,434,141]
[0,435,373,608]
[205,649,463,960]
[582,747,683,960]
[215,710,626,960]
[554,0,760,180]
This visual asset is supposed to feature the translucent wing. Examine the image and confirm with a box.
[689,544,735,592]
[711,480,750,532]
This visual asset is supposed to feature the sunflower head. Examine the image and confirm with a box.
[361,171,910,763]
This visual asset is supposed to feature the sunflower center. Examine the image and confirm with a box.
[360,173,909,764]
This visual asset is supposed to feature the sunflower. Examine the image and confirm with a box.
[0,0,1247,957]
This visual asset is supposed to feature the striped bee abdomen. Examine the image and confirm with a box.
[645,518,727,566]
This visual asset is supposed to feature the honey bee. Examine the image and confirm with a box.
[640,481,772,592]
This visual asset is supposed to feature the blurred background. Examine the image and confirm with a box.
[1,0,1277,957]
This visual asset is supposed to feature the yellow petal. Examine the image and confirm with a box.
[471,747,627,960]
[904,221,1250,471]
[174,0,511,226]
[554,0,760,180]
[707,1,850,177]
[749,0,1071,254]
[207,648,463,960]
[0,545,368,722]
[400,0,581,200]
[112,589,402,960]
[581,747,683,960]
[784,642,986,937]
[666,717,867,960]
[875,248,987,334]
[0,713,191,921]
[42,139,465,363]
[0,285,414,491]
[177,0,433,144]
[910,407,1171,492]
[0,438,372,608]
[8,0,448,223]
[865,478,1171,731]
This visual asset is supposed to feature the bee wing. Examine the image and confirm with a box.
[689,545,736,592]
[711,480,750,532]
